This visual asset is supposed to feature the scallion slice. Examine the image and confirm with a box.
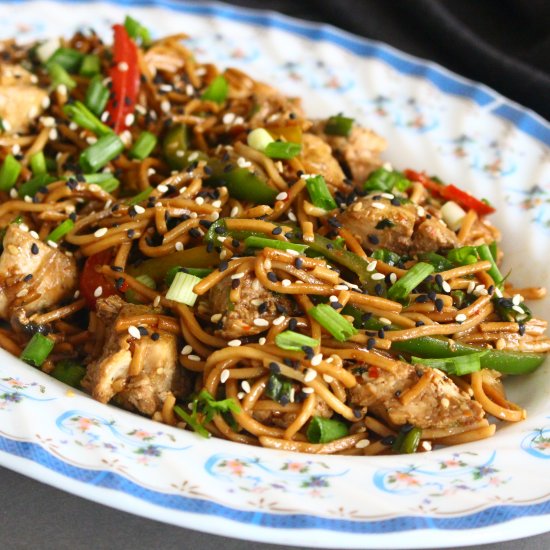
[264,141,302,160]
[325,114,354,137]
[387,262,434,301]
[364,168,411,193]
[47,47,83,72]
[165,266,213,286]
[20,333,55,367]
[30,151,47,175]
[244,235,309,254]
[265,373,294,404]
[124,15,152,46]
[307,416,349,443]
[476,243,503,286]
[51,360,86,387]
[46,62,77,90]
[79,133,124,172]
[201,75,229,104]
[63,100,112,137]
[308,303,358,342]
[305,175,337,210]
[165,272,201,306]
[129,131,157,160]
[0,154,22,191]
[446,246,478,266]
[18,174,56,198]
[411,352,487,376]
[173,404,210,438]
[85,75,110,116]
[46,219,74,243]
[79,54,101,77]
[275,330,319,352]
[83,173,120,193]
[126,186,153,206]
[125,273,156,304]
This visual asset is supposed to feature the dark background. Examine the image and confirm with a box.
[2,1,549,549]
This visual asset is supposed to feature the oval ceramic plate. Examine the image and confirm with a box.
[0,1,549,548]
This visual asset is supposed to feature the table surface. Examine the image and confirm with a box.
[1,1,549,549]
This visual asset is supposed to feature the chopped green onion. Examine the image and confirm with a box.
[265,373,294,404]
[305,175,337,210]
[165,272,201,306]
[63,100,113,137]
[83,172,120,193]
[126,186,153,206]
[46,62,77,90]
[244,235,309,254]
[247,128,274,151]
[46,219,74,243]
[307,416,349,443]
[325,114,354,137]
[20,333,55,367]
[201,75,229,104]
[79,54,101,77]
[85,75,110,116]
[79,133,124,172]
[165,266,213,286]
[173,404,211,438]
[275,330,319,352]
[18,174,56,198]
[124,15,152,46]
[195,389,240,423]
[493,297,532,323]
[264,141,302,160]
[418,252,454,272]
[476,243,503,286]
[393,426,422,454]
[129,131,157,160]
[0,154,22,191]
[372,248,402,267]
[387,262,434,301]
[125,273,156,304]
[47,47,83,72]
[30,151,47,176]
[364,168,411,193]
[308,303,358,342]
[447,246,478,266]
[411,351,486,376]
[51,360,86,387]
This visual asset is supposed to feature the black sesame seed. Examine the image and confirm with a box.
[284,232,294,239]
[199,220,212,229]
[366,337,376,350]
[258,302,268,314]
[367,234,380,245]
[219,261,228,272]
[415,368,424,378]
[267,271,278,282]
[269,362,280,374]
[374,283,384,296]
[353,408,362,418]
[415,294,429,303]
[487,285,495,295]
[127,229,135,238]
[206,242,214,253]
[288,318,298,331]
[214,226,225,234]
[518,323,526,336]
[381,435,396,446]
[294,257,304,270]
[361,312,373,322]
[111,265,123,272]
[435,274,443,286]
[31,243,39,255]
[189,228,201,238]
[23,274,33,282]
[231,279,240,289]
[328,217,342,228]
[128,206,137,217]
[377,329,385,339]
[434,298,444,312]
[69,212,77,222]
[137,326,148,336]
[271,226,282,235]
[427,290,437,301]
[394,390,402,398]
[326,243,334,250]
[415,320,425,327]
[301,346,314,359]
[231,239,240,248]
[390,197,401,206]
[331,301,343,309]
[151,332,160,341]
[115,277,126,290]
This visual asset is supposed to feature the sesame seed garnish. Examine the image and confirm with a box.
[281,279,291,287]
[231,272,245,279]
[379,317,392,325]
[304,368,317,382]
[9,188,18,199]
[334,284,349,291]
[175,242,184,251]
[371,272,385,280]
[188,355,201,362]
[94,227,108,238]
[467,281,476,294]
[421,441,432,452]
[302,387,314,394]
[228,339,242,347]
[211,313,222,323]
[220,369,230,383]
[241,380,251,393]
[237,391,245,400]
[389,272,397,284]
[128,325,141,339]
[272,316,285,326]
[153,295,161,307]
[512,294,522,306]
[16,288,29,298]
[442,281,452,293]
[134,205,145,214]
[253,318,269,327]
[329,295,338,303]
[118,61,129,72]
[366,261,377,272]
[323,374,334,383]
[371,202,385,210]
[310,353,323,366]
[181,345,193,355]
[494,287,503,298]
[512,305,524,314]
[156,184,168,194]
[441,397,450,409]
[355,439,370,449]
[455,313,467,323]
[46,240,58,248]
[258,337,267,345]
[275,191,288,201]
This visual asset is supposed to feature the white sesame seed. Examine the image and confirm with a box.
[175,241,184,251]
[153,295,161,307]
[185,84,194,96]
[188,355,201,362]
[355,439,370,449]
[220,369,230,383]
[455,313,467,323]
[304,368,317,382]
[11,144,21,155]
[241,380,251,394]
[94,227,108,238]
[9,188,18,199]
[442,281,452,293]
[512,294,522,306]
[323,374,334,383]
[56,84,68,96]
[367,261,377,272]
[16,288,29,298]
[41,96,51,109]
[231,272,245,279]
[228,339,242,347]
[371,202,385,210]
[124,113,135,127]
[302,387,314,394]
[253,318,269,327]
[211,200,222,209]
[159,83,173,92]
[30,231,39,239]
[334,284,349,291]
[421,441,432,452]
[251,299,264,306]
[389,272,397,284]
[237,156,252,168]
[234,116,244,125]
[416,206,426,217]
[237,391,245,400]
[379,317,392,325]
[230,206,239,217]
[512,305,525,314]
[222,113,236,125]
[46,240,58,249]
[281,279,291,287]
[494,287,503,298]
[48,128,58,140]
[467,281,476,294]
[371,272,385,280]
[258,337,267,345]
[195,196,205,205]
[441,397,450,409]
[100,111,109,122]
[160,100,171,113]
[380,192,394,200]
[117,61,129,72]
[73,290,80,299]
[156,184,168,194]
[211,313,222,323]
[134,205,146,214]
[272,316,285,326]
[181,345,193,355]
[275,192,288,201]
[329,295,338,303]
[19,223,29,232]
[310,353,323,366]
[128,325,140,339]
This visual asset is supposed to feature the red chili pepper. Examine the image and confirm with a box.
[105,24,140,134]
[368,366,379,379]
[404,169,495,216]
[80,250,128,309]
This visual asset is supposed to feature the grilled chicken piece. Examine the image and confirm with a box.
[410,218,458,254]
[337,196,417,254]
[0,64,47,133]
[0,225,77,319]
[320,125,387,185]
[300,133,346,186]
[82,296,190,416]
[349,361,484,429]
[208,272,293,340]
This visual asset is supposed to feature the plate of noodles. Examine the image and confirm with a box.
[0,1,549,548]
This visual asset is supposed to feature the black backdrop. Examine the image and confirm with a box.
[227,0,550,121]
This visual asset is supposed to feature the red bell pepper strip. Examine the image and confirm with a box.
[404,169,495,216]
[105,24,140,134]
[80,250,128,309]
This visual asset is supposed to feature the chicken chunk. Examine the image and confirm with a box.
[82,296,190,416]
[337,196,417,254]
[0,224,77,319]
[349,361,484,429]
[320,125,387,185]
[0,64,47,133]
[209,272,293,340]
[410,218,459,254]
[299,133,346,186]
